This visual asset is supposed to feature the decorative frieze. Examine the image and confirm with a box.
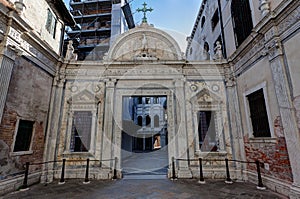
[277,6,300,36]
[234,39,265,74]
[264,27,278,43]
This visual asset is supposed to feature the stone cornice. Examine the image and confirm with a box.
[228,0,300,76]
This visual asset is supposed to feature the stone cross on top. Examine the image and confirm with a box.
[136,2,153,23]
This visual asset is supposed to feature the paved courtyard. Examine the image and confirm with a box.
[1,149,288,199]
[2,178,287,199]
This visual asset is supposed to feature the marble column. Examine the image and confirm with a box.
[174,79,192,178]
[41,62,65,183]
[266,37,300,197]
[112,90,123,175]
[101,79,116,169]
[167,91,176,176]
[224,64,246,178]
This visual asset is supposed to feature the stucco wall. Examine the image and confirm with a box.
[10,0,64,54]
[236,57,293,182]
[284,31,300,146]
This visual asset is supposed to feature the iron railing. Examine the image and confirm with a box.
[172,157,265,189]
[21,157,117,189]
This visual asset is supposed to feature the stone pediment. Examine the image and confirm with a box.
[191,88,222,104]
[68,90,100,104]
[105,23,183,61]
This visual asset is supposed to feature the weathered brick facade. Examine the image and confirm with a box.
[244,135,293,182]
[0,57,52,177]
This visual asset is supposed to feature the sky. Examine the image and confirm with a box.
[64,0,202,51]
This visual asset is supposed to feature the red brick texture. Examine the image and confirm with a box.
[244,135,293,182]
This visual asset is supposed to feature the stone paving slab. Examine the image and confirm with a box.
[1,179,287,199]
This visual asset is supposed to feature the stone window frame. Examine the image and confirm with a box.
[11,117,35,156]
[64,104,98,155]
[193,106,223,153]
[45,8,57,38]
[243,81,275,139]
[190,89,225,154]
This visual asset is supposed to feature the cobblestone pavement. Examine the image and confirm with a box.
[2,179,287,199]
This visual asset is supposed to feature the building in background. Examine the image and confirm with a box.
[122,96,167,153]
[0,0,75,195]
[186,0,300,197]
[65,0,135,60]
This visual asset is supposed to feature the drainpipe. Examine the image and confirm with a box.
[217,0,227,58]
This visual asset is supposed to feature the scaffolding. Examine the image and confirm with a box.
[66,0,125,61]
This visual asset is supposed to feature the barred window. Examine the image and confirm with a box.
[45,9,57,38]
[146,115,151,127]
[211,9,219,31]
[14,120,34,152]
[201,16,206,28]
[154,115,159,127]
[198,111,217,151]
[70,111,92,152]
[231,0,253,47]
[137,116,143,126]
[247,89,271,137]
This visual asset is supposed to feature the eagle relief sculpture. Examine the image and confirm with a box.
[135,33,158,60]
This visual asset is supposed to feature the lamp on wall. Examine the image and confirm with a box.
[14,0,26,14]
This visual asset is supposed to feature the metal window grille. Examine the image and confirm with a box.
[13,120,34,152]
[231,0,253,47]
[247,89,271,137]
[70,111,92,152]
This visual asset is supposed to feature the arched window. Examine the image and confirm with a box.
[203,42,210,60]
[231,0,253,47]
[146,115,151,126]
[201,16,205,28]
[154,115,159,127]
[204,42,209,52]
[137,116,143,126]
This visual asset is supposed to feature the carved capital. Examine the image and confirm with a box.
[105,79,116,88]
[225,77,236,87]
[224,64,236,87]
[266,37,283,61]
[174,78,185,88]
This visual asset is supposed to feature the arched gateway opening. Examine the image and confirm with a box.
[104,22,186,178]
[121,96,169,177]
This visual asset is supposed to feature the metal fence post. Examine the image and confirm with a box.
[225,158,233,184]
[256,160,266,190]
[113,157,117,180]
[20,162,30,190]
[59,159,66,184]
[171,157,176,180]
[84,158,90,184]
[198,158,205,184]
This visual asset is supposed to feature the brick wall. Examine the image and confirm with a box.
[244,135,293,182]
[0,57,53,178]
